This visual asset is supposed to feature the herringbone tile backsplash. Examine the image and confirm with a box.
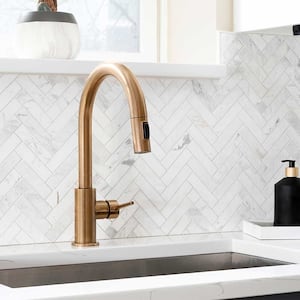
[0,33,299,245]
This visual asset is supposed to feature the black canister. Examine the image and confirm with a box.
[274,160,300,226]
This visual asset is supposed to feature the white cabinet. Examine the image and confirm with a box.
[161,0,233,64]
[233,0,300,35]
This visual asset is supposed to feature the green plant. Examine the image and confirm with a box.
[37,0,57,12]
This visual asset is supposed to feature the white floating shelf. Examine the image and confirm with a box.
[0,58,226,79]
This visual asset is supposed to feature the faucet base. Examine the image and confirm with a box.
[74,188,98,247]
[72,241,99,247]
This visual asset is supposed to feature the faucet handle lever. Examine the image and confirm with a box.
[96,200,134,219]
[118,201,134,209]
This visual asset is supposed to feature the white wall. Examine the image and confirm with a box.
[217,0,233,31]
[166,0,217,64]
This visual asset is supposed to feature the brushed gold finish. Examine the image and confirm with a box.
[73,188,99,247]
[118,201,135,209]
[73,63,151,247]
[95,200,134,219]
[286,167,299,177]
[79,63,151,188]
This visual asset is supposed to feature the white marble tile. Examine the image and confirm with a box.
[0,33,299,244]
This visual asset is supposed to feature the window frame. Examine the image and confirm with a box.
[78,0,158,63]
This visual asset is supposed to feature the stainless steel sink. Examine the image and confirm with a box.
[0,252,289,288]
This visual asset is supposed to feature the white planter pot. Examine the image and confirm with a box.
[15,11,80,59]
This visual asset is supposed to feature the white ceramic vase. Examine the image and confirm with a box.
[15,11,80,59]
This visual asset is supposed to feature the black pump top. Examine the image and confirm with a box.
[282,160,296,168]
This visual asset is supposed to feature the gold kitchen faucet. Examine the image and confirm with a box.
[73,63,151,247]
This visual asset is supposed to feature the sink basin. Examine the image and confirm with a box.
[0,252,289,288]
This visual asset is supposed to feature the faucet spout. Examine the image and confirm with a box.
[73,63,151,247]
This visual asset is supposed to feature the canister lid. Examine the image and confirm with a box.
[18,11,77,24]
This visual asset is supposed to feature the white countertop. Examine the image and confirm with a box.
[1,232,300,299]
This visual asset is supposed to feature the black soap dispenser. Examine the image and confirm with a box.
[274,160,300,226]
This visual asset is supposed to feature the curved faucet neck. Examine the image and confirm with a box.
[78,63,150,189]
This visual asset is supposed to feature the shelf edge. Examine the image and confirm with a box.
[0,58,227,79]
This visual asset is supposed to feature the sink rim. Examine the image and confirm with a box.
[0,251,291,288]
